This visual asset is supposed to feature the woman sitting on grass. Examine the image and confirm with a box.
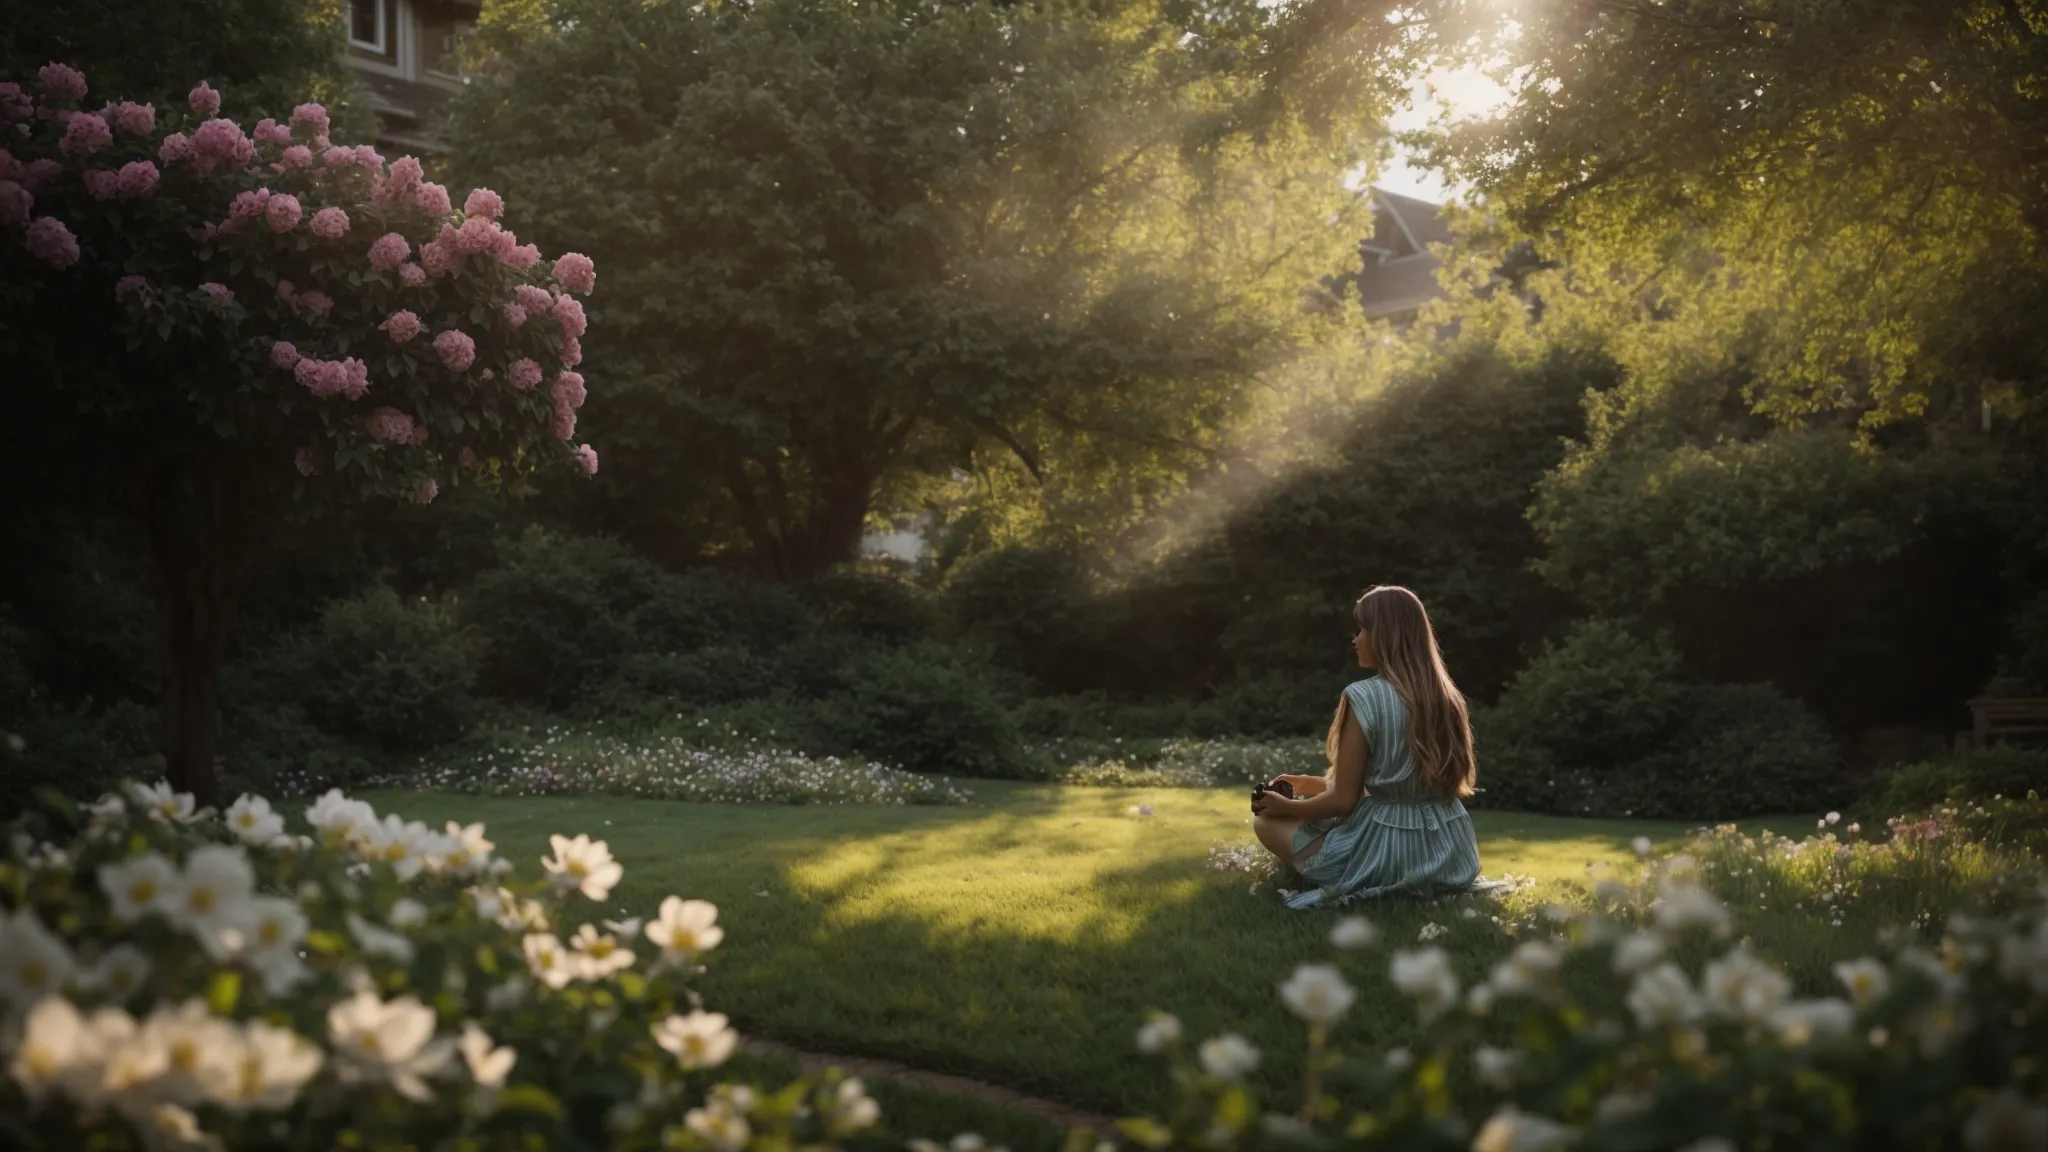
[1251,585,1481,909]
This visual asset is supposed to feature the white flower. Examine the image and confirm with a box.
[220,1020,325,1112]
[305,789,377,845]
[100,852,183,923]
[82,942,151,1001]
[1383,1046,1413,1071]
[459,1021,517,1087]
[171,845,256,941]
[1833,957,1890,1008]
[645,896,723,962]
[1471,1106,1578,1152]
[9,996,96,1101]
[686,1104,751,1151]
[542,833,623,901]
[523,933,573,989]
[1702,948,1792,1022]
[1197,1033,1260,1081]
[1471,1045,1517,1090]
[1278,963,1355,1025]
[653,1010,738,1069]
[86,792,126,822]
[1465,983,1497,1015]
[389,898,429,929]
[0,908,77,1004]
[326,990,448,1102]
[1824,811,1840,825]
[1626,963,1703,1029]
[347,913,417,965]
[1630,836,1652,856]
[1135,1011,1182,1053]
[129,780,200,824]
[432,821,496,875]
[140,1102,217,1150]
[1329,916,1377,950]
[96,1006,165,1100]
[1769,998,1855,1046]
[141,998,245,1106]
[360,815,441,881]
[224,794,285,845]
[1417,921,1448,941]
[1962,1088,2048,1152]
[1390,947,1460,1019]
[1488,940,1563,999]
[829,1077,880,1130]
[485,977,530,1013]
[1593,1091,1651,1123]
[1651,881,1732,937]
[569,923,636,979]
[1612,930,1667,975]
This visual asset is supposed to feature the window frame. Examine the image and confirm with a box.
[347,0,390,55]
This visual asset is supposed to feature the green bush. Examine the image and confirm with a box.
[217,702,380,800]
[238,586,478,754]
[1869,746,2048,815]
[1476,618,1847,818]
[804,643,1028,777]
[1986,589,2048,695]
[463,528,671,709]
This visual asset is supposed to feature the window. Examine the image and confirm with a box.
[419,2,476,80]
[348,0,388,54]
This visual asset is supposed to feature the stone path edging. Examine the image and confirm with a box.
[739,1037,1116,1133]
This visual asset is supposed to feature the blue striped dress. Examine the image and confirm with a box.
[1284,675,1481,910]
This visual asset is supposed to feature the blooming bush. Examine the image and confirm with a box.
[388,725,976,805]
[1039,738,1324,788]
[1120,836,2048,1152]
[0,781,888,1149]
[1,62,599,500]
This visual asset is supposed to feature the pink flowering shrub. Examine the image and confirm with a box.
[0,62,598,506]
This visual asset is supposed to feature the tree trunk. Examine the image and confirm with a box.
[141,456,259,809]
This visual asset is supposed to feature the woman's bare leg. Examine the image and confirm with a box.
[1254,814,1302,866]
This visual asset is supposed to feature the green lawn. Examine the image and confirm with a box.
[372,783,1821,1124]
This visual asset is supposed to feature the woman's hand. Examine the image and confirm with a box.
[1251,790,1299,818]
[1275,774,1327,797]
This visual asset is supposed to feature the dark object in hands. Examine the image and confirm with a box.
[1250,777,1294,812]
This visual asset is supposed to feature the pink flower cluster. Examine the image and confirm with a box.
[198,282,233,308]
[115,275,154,303]
[310,206,349,238]
[290,103,330,140]
[552,252,596,296]
[276,280,332,316]
[60,113,110,157]
[265,193,302,232]
[380,310,422,343]
[295,447,319,476]
[463,188,503,219]
[507,358,543,390]
[85,160,158,200]
[106,101,154,137]
[187,117,253,174]
[39,64,86,103]
[551,371,586,440]
[0,84,31,123]
[292,356,369,399]
[368,232,409,270]
[253,118,291,146]
[0,180,29,226]
[573,444,599,475]
[24,216,78,268]
[433,328,476,372]
[190,81,221,117]
[366,406,417,444]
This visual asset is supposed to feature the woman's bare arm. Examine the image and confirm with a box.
[1285,702,1367,822]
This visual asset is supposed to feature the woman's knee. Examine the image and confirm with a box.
[1253,814,1298,862]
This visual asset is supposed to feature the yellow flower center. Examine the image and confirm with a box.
[172,1040,198,1072]
[383,843,409,862]
[25,1045,55,1079]
[260,921,282,945]
[360,1033,383,1058]
[674,929,699,952]
[237,812,256,828]
[589,938,615,959]
[130,879,157,904]
[20,961,46,989]
[189,887,215,913]
[685,1035,707,1056]
[538,951,557,970]
[446,850,470,868]
[567,860,590,878]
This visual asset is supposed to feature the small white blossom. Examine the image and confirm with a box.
[645,896,722,963]
[171,845,257,944]
[1630,836,1652,856]
[129,780,201,824]
[1833,957,1890,1008]
[141,998,245,1106]
[1279,963,1355,1025]
[523,933,573,989]
[220,1020,324,1112]
[1390,947,1460,1019]
[8,996,96,1102]
[459,1021,517,1087]
[1472,1106,1577,1152]
[569,923,636,979]
[1651,882,1732,937]
[1488,940,1563,999]
[389,898,429,929]
[1135,1011,1182,1053]
[1702,948,1792,1022]
[0,908,77,1004]
[1471,1045,1517,1090]
[1417,921,1447,942]
[1613,930,1667,975]
[687,1104,751,1151]
[347,913,417,965]
[224,794,285,846]
[542,833,624,901]
[100,852,183,923]
[653,1010,738,1069]
[1197,1033,1260,1081]
[1383,1046,1413,1071]
[829,1077,880,1130]
[1770,998,1856,1046]
[326,990,448,1102]
[1626,963,1703,1029]
[1329,916,1376,950]
[81,942,151,1001]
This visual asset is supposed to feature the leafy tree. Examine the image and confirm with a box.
[0,65,597,804]
[450,0,1377,577]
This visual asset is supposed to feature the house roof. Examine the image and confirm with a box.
[1352,187,1452,320]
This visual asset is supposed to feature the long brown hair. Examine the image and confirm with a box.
[1325,585,1476,798]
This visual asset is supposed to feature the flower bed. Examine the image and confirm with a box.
[385,727,974,805]
[1040,738,1324,788]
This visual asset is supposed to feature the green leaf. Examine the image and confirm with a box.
[493,1083,565,1120]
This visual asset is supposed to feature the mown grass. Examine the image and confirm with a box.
[371,782,1828,1125]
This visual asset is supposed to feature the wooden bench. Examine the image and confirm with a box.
[1960,697,2048,752]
